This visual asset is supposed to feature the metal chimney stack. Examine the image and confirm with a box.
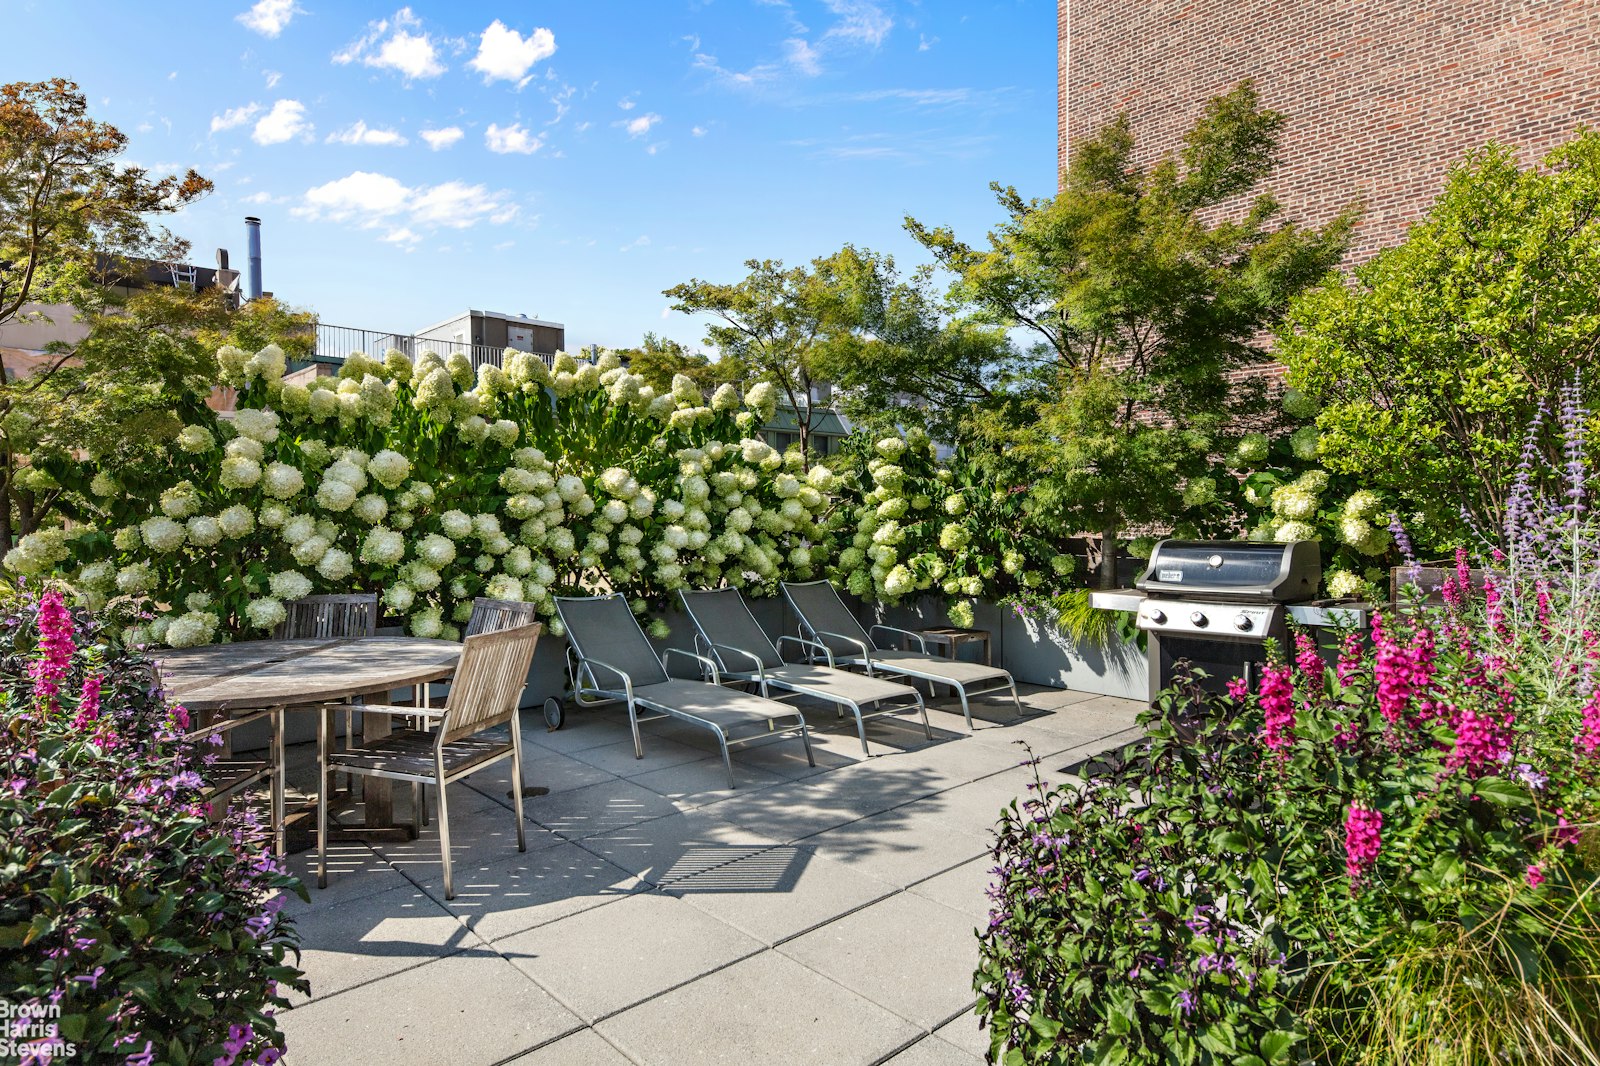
[244,216,263,300]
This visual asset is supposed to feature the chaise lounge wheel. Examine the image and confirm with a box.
[543,696,564,731]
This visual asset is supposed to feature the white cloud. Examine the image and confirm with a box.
[237,0,301,37]
[621,113,661,138]
[263,69,282,89]
[211,102,261,133]
[327,120,408,147]
[334,8,446,80]
[411,181,519,228]
[240,190,287,205]
[918,34,937,51]
[295,170,518,242]
[620,235,651,252]
[469,20,556,88]
[252,99,311,144]
[784,38,822,76]
[824,0,892,45]
[484,122,542,154]
[691,125,708,137]
[420,126,464,150]
[617,95,636,111]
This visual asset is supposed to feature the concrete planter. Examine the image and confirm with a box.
[861,595,1147,701]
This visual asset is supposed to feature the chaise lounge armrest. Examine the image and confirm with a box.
[870,624,928,652]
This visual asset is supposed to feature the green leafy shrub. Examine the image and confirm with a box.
[1278,132,1600,551]
[0,588,305,1063]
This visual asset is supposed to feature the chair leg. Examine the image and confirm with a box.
[716,728,735,789]
[316,708,329,890]
[411,782,423,831]
[1009,679,1023,717]
[916,694,932,741]
[271,706,286,858]
[419,784,429,826]
[435,766,454,900]
[800,722,816,767]
[956,684,974,731]
[848,701,869,757]
[343,706,355,795]
[510,722,527,853]
[627,700,645,760]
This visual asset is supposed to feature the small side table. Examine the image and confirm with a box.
[906,627,992,666]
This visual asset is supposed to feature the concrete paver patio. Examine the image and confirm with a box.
[275,685,1144,1065]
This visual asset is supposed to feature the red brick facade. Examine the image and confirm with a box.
[1058,0,1600,261]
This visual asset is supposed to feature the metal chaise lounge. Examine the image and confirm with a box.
[780,579,1023,731]
[680,587,930,756]
[555,594,815,788]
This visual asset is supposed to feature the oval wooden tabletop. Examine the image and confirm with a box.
[156,637,463,713]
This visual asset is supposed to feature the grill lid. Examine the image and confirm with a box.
[1135,539,1321,603]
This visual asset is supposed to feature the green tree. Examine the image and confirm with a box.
[806,250,1013,441]
[7,291,314,551]
[611,331,737,394]
[1278,135,1600,548]
[666,247,889,460]
[907,82,1353,586]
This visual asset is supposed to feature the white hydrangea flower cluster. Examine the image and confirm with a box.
[26,341,849,647]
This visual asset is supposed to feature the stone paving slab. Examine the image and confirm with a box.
[274,684,1144,1065]
[597,949,923,1066]
[413,840,646,943]
[663,844,899,946]
[495,890,765,1023]
[286,883,482,1003]
[279,948,583,1063]
[576,809,784,887]
[886,1034,987,1065]
[507,1028,637,1065]
[779,891,983,1030]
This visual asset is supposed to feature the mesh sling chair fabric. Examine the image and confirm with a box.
[780,579,1024,731]
[555,593,814,788]
[679,587,930,755]
[317,622,542,900]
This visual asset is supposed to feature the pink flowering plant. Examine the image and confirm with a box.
[976,394,1600,1065]
[0,588,307,1065]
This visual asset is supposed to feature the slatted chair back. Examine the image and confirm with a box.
[438,622,542,745]
[274,593,379,640]
[781,580,875,656]
[464,597,541,637]
[555,594,671,688]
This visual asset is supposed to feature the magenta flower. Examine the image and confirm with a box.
[1258,663,1295,752]
[28,590,75,708]
[1526,863,1546,889]
[1577,691,1600,757]
[73,673,102,729]
[1343,802,1382,883]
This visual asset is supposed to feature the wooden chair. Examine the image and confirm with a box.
[184,707,286,857]
[464,596,541,637]
[272,593,381,641]
[275,593,380,781]
[317,623,542,899]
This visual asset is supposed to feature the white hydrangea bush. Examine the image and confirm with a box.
[14,343,841,646]
[826,431,1076,621]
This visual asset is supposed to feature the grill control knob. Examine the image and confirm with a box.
[1148,608,1166,625]
[1207,554,1224,568]
[1234,613,1254,632]
[1190,611,1208,628]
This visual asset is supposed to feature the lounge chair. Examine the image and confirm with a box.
[780,579,1023,730]
[555,594,814,788]
[318,622,542,900]
[680,587,930,755]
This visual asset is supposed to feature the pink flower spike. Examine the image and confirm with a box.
[1258,663,1296,753]
[1526,863,1545,889]
[28,590,76,709]
[1344,802,1383,883]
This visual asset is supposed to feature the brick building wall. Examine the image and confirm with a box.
[1058,0,1600,262]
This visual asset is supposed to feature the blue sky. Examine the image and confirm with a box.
[7,0,1056,352]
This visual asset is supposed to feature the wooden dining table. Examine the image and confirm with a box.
[157,636,462,842]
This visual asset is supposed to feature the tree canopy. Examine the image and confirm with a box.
[906,81,1354,585]
[1278,134,1600,547]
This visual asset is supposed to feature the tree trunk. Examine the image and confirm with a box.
[1096,522,1120,590]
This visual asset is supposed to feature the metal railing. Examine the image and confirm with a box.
[314,323,555,369]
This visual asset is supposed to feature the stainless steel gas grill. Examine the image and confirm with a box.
[1133,539,1322,702]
